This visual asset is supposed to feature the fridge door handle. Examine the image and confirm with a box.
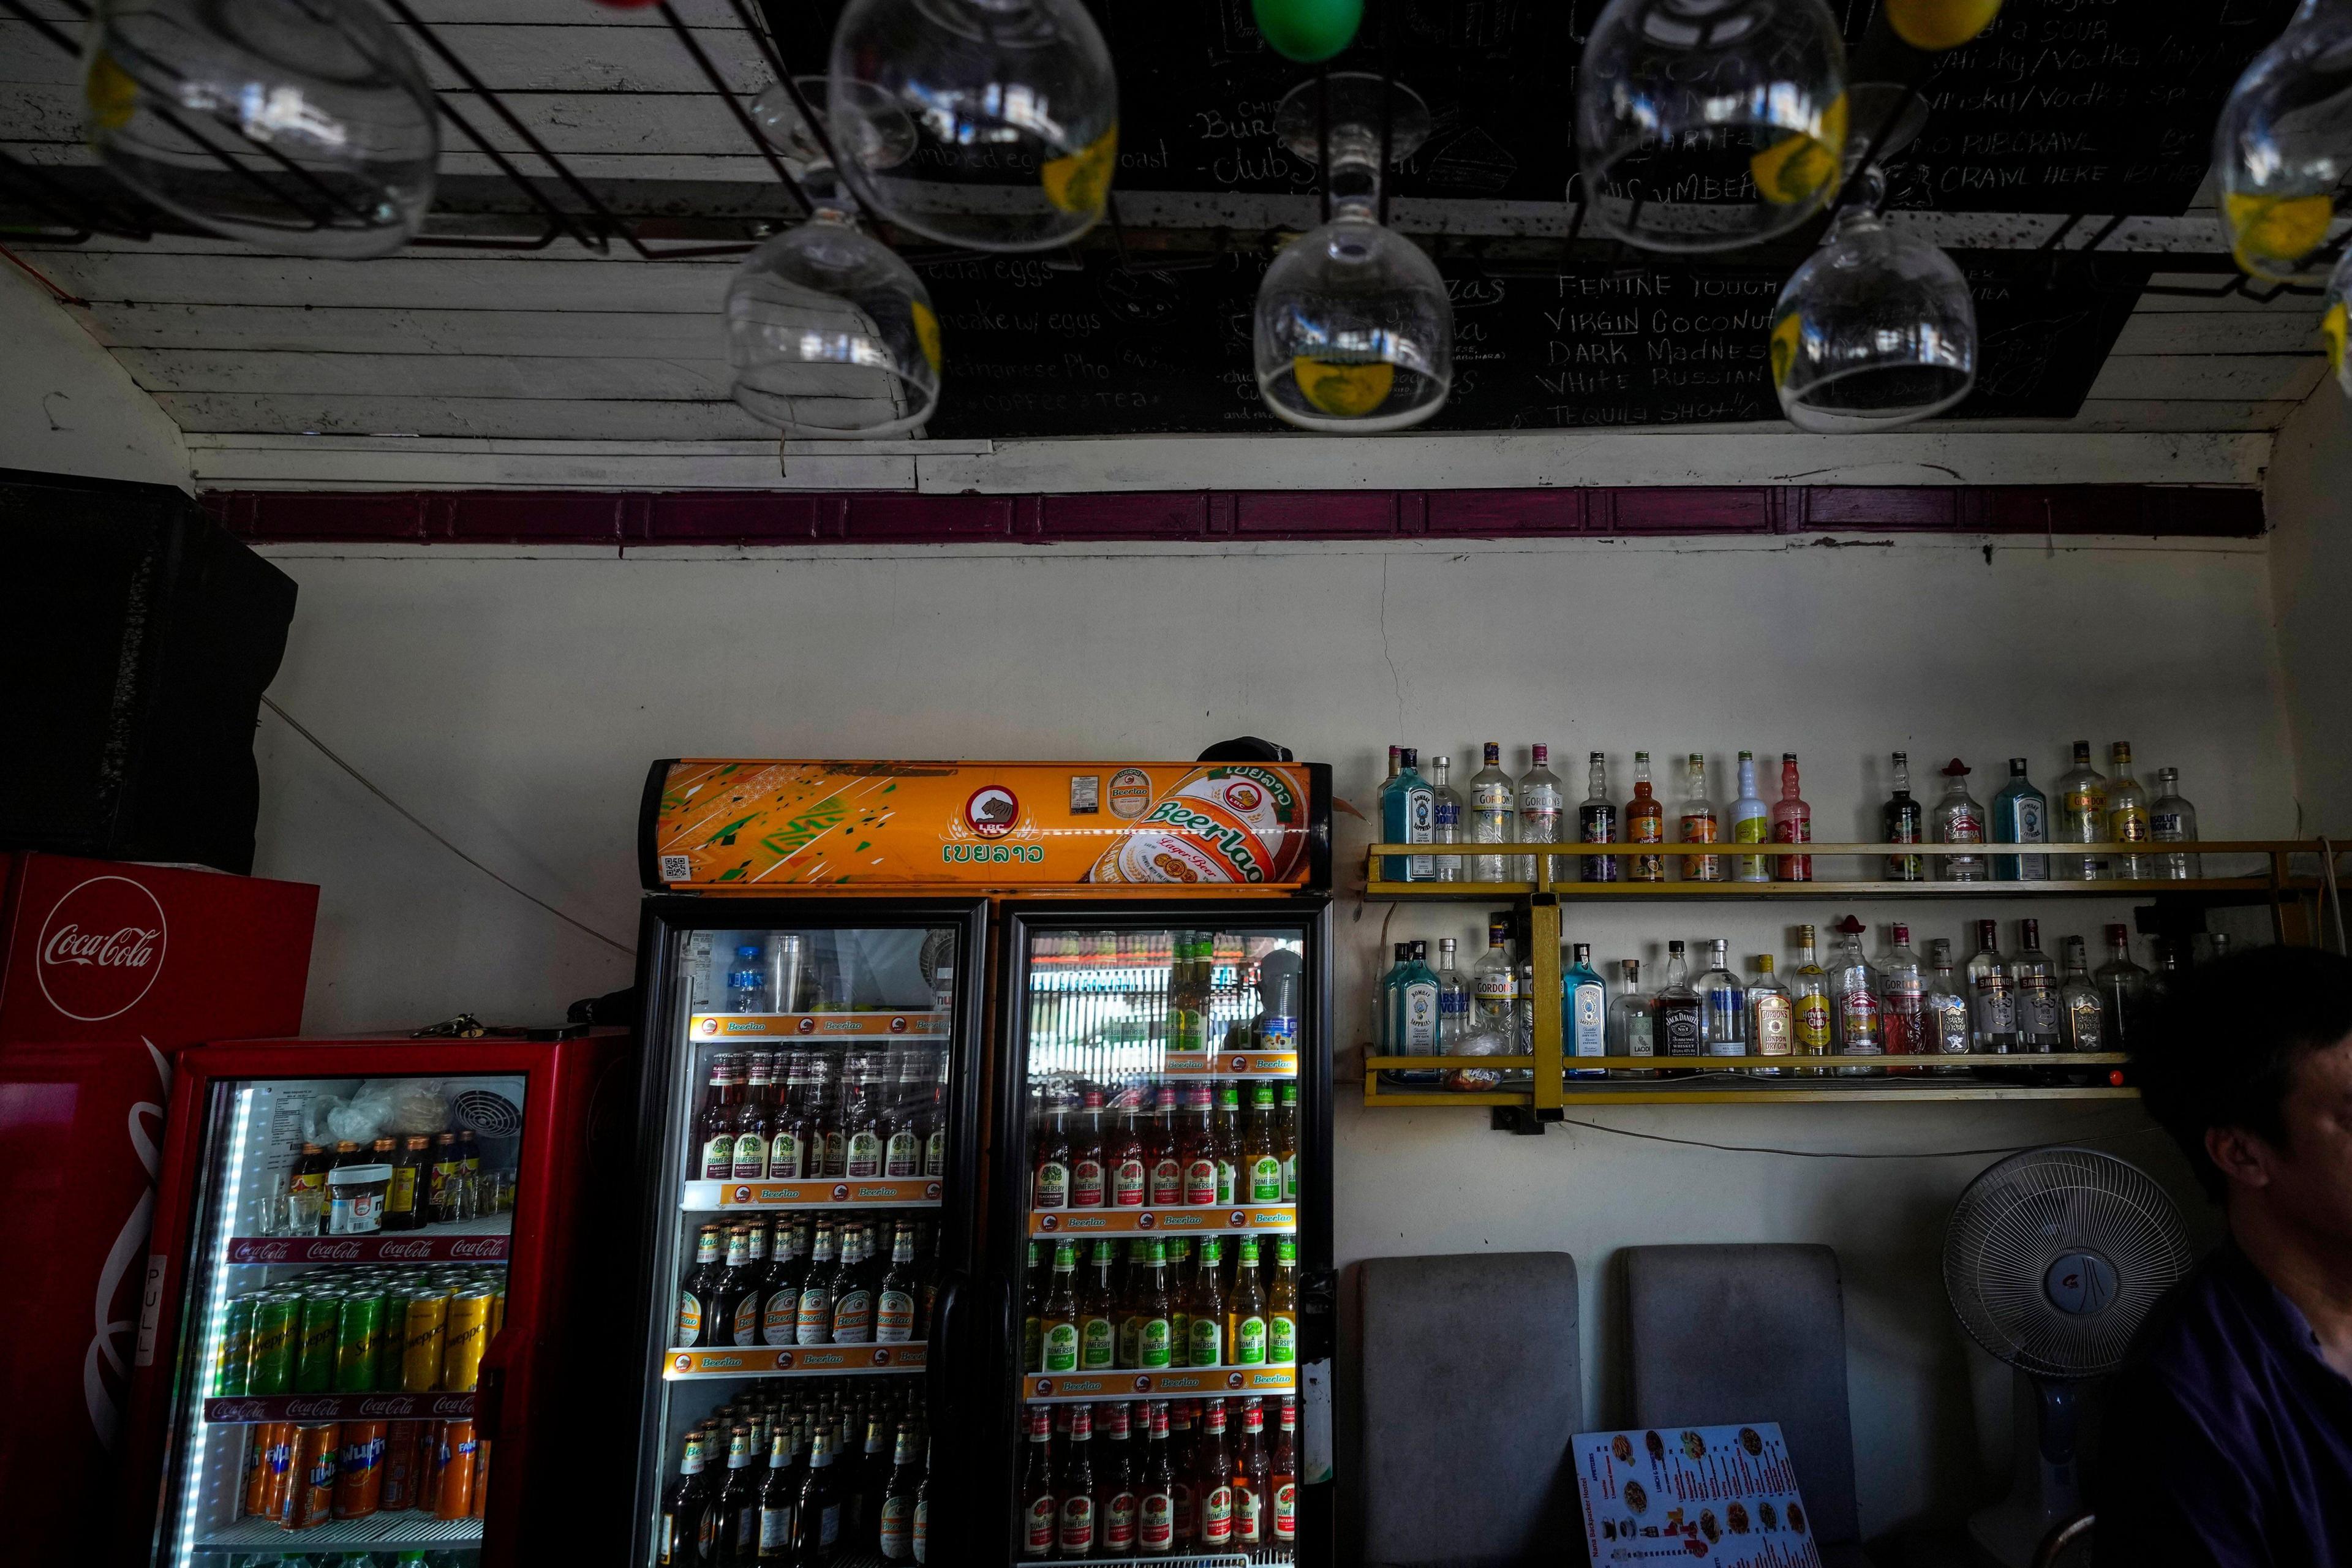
[1300,1267,1339,1363]
[475,1325,521,1438]
[925,1269,967,1422]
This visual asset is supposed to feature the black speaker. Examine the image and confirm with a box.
[1,468,297,875]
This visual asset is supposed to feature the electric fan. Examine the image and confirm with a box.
[1942,1146,2193,1567]
[450,1077,527,1170]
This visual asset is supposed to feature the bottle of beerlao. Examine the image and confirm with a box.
[1269,1398,1298,1547]
[1095,1401,1138,1561]
[710,1225,755,1343]
[921,1047,949,1180]
[763,1220,809,1347]
[676,1224,725,1348]
[1193,1400,1236,1551]
[1108,1092,1148,1209]
[1070,1087,1107,1208]
[1019,1407,1056,1559]
[794,1221,840,1346]
[1268,1236,1299,1366]
[1055,1403,1098,1559]
[1021,1240,1045,1370]
[1039,1240,1081,1373]
[1076,1240,1118,1371]
[1131,1239,1175,1370]
[755,1425,799,1562]
[884,1051,926,1178]
[793,1425,844,1561]
[697,1056,738,1182]
[769,1052,811,1180]
[831,1225,876,1344]
[1209,1084,1243,1206]
[844,1055,888,1180]
[1166,1402,1198,1549]
[1186,1237,1226,1368]
[714,1423,762,1562]
[1226,1237,1269,1366]
[878,1420,922,1562]
[1164,1238,1194,1351]
[1275,1081,1299,1202]
[1242,1084,1280,1204]
[1033,1090,1074,1210]
[730,1222,774,1346]
[732,1054,776,1182]
[848,1408,891,1549]
[805,1054,844,1177]
[1137,1401,1177,1556]
[1176,1086,1218,1208]
[1235,1398,1272,1547]
[1112,1240,1144,1368]
[657,1428,720,1567]
[876,1225,919,1344]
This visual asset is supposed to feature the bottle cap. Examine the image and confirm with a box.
[1532,744,1549,764]
[1798,922,1817,941]
[1892,750,1907,764]
[1755,955,1774,971]
[1940,758,1970,777]
[1589,750,1605,763]
[1401,747,1418,767]
[2021,918,2040,943]
[2009,758,2028,773]
[2105,923,2129,941]
[1484,741,1500,763]
[1621,959,1640,979]
[1783,752,1799,764]
[1572,943,1591,961]
[1667,939,1686,953]
[1978,918,1999,941]
[1834,916,1865,936]
[1891,923,1910,943]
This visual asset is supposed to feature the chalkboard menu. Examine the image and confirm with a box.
[915,250,2154,439]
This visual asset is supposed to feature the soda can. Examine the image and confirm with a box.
[334,1292,386,1393]
[243,1422,292,1518]
[488,1284,506,1338]
[401,1292,448,1393]
[246,1294,300,1396]
[284,1423,341,1530]
[295,1291,341,1395]
[441,1288,494,1392]
[333,1420,387,1518]
[380,1419,424,1511]
[215,1297,254,1395]
[434,1421,479,1520]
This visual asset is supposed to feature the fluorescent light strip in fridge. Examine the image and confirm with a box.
[175,1082,253,1568]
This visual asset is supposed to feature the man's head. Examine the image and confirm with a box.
[2138,946,2352,1253]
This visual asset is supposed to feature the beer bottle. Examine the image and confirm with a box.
[885,1050,927,1177]
[1105,1094,1147,1210]
[1056,1403,1098,1559]
[1114,1240,1145,1367]
[1096,1401,1139,1561]
[1131,1240,1174,1370]
[1175,1086,1218,1207]
[876,1224,919,1343]
[382,1136,428,1231]
[755,1425,800,1562]
[1210,1085,1243,1207]
[1226,1237,1268,1366]
[1233,1399,1270,1546]
[733,1054,777,1182]
[763,1220,808,1347]
[1167,1403,1197,1548]
[1039,1240,1080,1373]
[911,1434,932,1564]
[1269,1398,1298,1547]
[794,1220,840,1346]
[729,1223,772,1347]
[1165,1238,1193,1352]
[1185,1238,1226,1368]
[831,1225,875,1344]
[716,1423,763,1562]
[792,1425,843,1563]
[711,1225,755,1344]
[1145,1085,1182,1208]
[1019,1406,1056,1558]
[1243,1084,1281,1202]
[1137,1401,1177,1556]
[770,1052,811,1180]
[806,1055,844,1177]
[1268,1236,1299,1365]
[848,1408,891,1548]
[658,1428,717,1567]
[677,1224,726,1348]
[1193,1400,1235,1550]
[921,1047,949,1180]
[845,1054,887,1178]
[698,1056,739,1182]
[1077,1240,1117,1371]
[1033,1092,1072,1210]
[1276,1081,1299,1202]
[1070,1087,1107,1208]
[1021,1240,1045,1370]
[878,1421,922,1561]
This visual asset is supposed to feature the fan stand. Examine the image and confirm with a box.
[1968,1371,2081,1567]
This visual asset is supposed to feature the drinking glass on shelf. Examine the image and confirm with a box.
[252,1172,288,1236]
[284,1178,323,1237]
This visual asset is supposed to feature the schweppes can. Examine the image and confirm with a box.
[401,1292,448,1393]
[1088,767,1308,886]
[441,1287,494,1392]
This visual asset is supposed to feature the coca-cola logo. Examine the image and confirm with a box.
[232,1240,295,1263]
[358,1395,414,1417]
[449,1238,506,1259]
[287,1396,342,1419]
[306,1240,364,1261]
[35,876,167,1021]
[210,1398,270,1422]
[377,1240,432,1260]
[432,1394,473,1416]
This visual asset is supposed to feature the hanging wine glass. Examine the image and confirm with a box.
[2322,247,2352,397]
[83,0,438,257]
[827,0,1117,252]
[1253,73,1452,432]
[2215,0,2352,283]
[726,76,940,437]
[1882,0,2003,52]
[1575,0,1848,253]
[1767,168,1975,431]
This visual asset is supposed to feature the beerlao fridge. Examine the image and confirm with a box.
[629,758,1335,1567]
[120,1030,639,1568]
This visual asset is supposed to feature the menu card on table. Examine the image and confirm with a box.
[1573,1421,1821,1566]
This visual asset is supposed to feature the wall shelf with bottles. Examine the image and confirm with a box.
[679,1178,944,1210]
[662,1344,928,1379]
[1361,1055,2140,1108]
[1023,1366,1298,1403]
[1028,1205,1297,1238]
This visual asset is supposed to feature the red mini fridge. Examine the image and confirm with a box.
[0,851,317,1568]
[123,1030,639,1568]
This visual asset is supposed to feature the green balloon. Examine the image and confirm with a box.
[1254,0,1363,62]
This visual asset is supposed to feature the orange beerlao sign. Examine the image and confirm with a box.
[641,760,1327,892]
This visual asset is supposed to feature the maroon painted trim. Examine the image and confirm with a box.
[202,486,2264,546]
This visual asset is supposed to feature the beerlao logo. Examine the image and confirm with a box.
[965,786,1019,839]
[1221,779,1264,814]
[36,875,167,1022]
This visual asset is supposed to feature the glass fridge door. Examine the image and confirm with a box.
[1009,916,1313,1565]
[640,908,980,1568]
[158,1068,526,1566]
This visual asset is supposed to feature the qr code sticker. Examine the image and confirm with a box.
[659,854,692,882]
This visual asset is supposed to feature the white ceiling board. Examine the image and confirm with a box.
[2087,352,2326,404]
[2111,310,2322,355]
[153,391,772,439]
[86,304,731,356]
[30,248,732,311]
[184,436,907,491]
[116,347,734,399]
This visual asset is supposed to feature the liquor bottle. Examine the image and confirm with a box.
[1469,914,1519,1050]
[755,1425,801,1563]
[383,1134,428,1231]
[1883,752,1924,881]
[1577,752,1619,883]
[844,1055,888,1178]
[1991,758,2049,881]
[886,1050,927,1177]
[1468,742,1515,883]
[1268,1236,1300,1366]
[1730,750,1771,883]
[1626,752,1665,882]
[1696,938,1746,1061]
[715,1423,763,1564]
[733,1054,777,1182]
[1932,760,1987,882]
[2055,741,2111,880]
[1517,744,1565,884]
[1654,940,1701,1074]
[1770,753,1811,882]
[878,1423,922,1562]
[1881,924,1926,1069]
[1371,941,1403,1067]
[2095,924,2154,1047]
[1746,956,1792,1077]
[1825,916,1884,1076]
[1380,748,1435,882]
[1038,1240,1080,1372]
[1270,1398,1299,1548]
[1428,755,1464,884]
[677,1223,726,1348]
[1182,1083,1225,1207]
[1606,959,1653,1080]
[1186,1237,1227,1367]
[698,1055,740,1181]
[1388,941,1441,1080]
[1678,753,1722,882]
[1019,1238,1045,1369]
[1076,1238,1118,1370]
[877,1224,919,1343]
[809,1055,845,1176]
[1194,1401,1237,1551]
[1244,1084,1282,1203]
[2059,936,2105,1055]
[1167,1401,1198,1547]
[729,1221,772,1346]
[1434,937,1471,1054]
[764,1219,809,1345]
[2011,918,2060,1054]
[1138,1403,1178,1555]
[1923,940,1972,1074]
[1033,1091,1072,1210]
[1097,1403,1139,1560]
[1790,925,1832,1072]
[2149,768,2201,878]
[1965,920,2017,1055]
[658,1430,718,1567]
[2108,742,2153,878]
[1056,1404,1099,1558]
[1227,1237,1270,1365]
[1212,1082,1244,1207]
[911,1436,932,1564]
[796,1424,845,1561]
[1131,1238,1176,1369]
[1561,941,1608,1079]
[1071,1087,1108,1210]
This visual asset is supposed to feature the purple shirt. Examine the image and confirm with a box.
[2095,1243,2352,1567]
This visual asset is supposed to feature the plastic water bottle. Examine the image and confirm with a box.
[729,944,768,1011]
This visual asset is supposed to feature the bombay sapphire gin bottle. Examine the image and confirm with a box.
[1390,940,1441,1084]
[1562,941,1607,1079]
[1991,758,2048,881]
[1380,748,1434,881]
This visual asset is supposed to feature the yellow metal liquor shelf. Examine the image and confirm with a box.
[1028,1205,1297,1237]
[1023,1365,1297,1403]
[1359,839,2347,1120]
[680,1177,944,1210]
[663,1343,927,1379]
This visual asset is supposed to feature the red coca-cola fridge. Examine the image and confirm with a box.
[0,851,317,1568]
[121,1030,641,1568]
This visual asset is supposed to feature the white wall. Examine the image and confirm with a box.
[0,260,189,489]
[2265,382,2352,834]
[251,532,2280,1540]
